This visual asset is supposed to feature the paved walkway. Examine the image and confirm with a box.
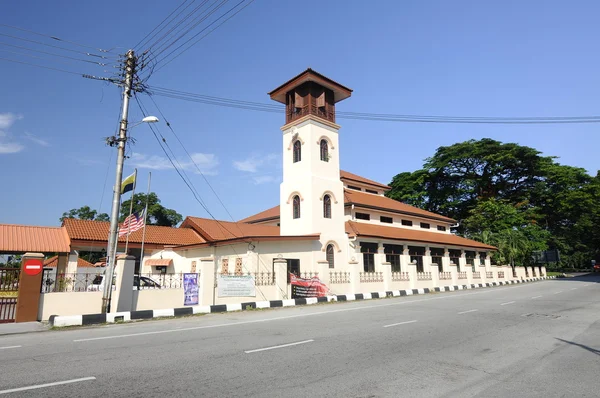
[0,321,50,336]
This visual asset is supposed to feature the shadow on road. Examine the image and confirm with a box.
[549,273,600,284]
[555,338,600,357]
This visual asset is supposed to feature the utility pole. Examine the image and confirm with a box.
[101,49,137,313]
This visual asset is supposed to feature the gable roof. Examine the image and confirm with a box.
[62,218,204,246]
[43,255,97,268]
[344,189,456,223]
[345,221,495,250]
[340,170,391,190]
[179,216,319,247]
[0,224,71,253]
[238,205,280,223]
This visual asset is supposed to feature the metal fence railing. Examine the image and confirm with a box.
[41,271,197,292]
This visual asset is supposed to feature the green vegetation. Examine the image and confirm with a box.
[388,138,600,269]
[60,192,182,228]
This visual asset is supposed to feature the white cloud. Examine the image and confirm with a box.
[129,152,219,175]
[0,131,24,154]
[0,113,22,130]
[253,175,279,185]
[233,153,279,173]
[24,132,50,147]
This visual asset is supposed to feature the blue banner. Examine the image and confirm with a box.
[183,273,199,306]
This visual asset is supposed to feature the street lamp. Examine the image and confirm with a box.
[101,115,159,314]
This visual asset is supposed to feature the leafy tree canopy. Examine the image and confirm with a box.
[60,206,109,223]
[120,192,183,227]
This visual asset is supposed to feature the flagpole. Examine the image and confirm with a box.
[124,168,137,254]
[138,172,151,290]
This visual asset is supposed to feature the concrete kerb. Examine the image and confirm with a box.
[49,276,556,328]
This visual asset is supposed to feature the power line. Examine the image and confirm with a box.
[144,0,214,56]
[0,56,95,77]
[0,23,116,53]
[0,42,112,66]
[0,32,116,60]
[151,0,254,74]
[134,0,194,51]
[134,94,275,301]
[145,84,600,124]
[146,93,237,222]
[148,0,228,60]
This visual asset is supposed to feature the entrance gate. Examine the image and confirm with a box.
[0,268,20,323]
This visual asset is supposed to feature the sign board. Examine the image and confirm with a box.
[183,273,199,306]
[290,274,328,298]
[217,274,255,297]
[531,249,561,264]
[23,259,43,276]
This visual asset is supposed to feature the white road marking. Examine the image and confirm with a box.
[458,309,478,315]
[554,291,563,294]
[244,339,313,354]
[383,320,418,328]
[531,296,542,299]
[0,377,95,395]
[0,345,21,350]
[500,301,515,306]
[72,284,539,343]
[570,288,578,290]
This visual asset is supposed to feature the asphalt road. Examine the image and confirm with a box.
[1,275,599,397]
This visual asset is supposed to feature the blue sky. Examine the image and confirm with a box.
[1,0,599,227]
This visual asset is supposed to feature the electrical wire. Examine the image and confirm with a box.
[145,85,600,124]
[0,41,113,66]
[0,23,116,53]
[0,32,116,60]
[134,0,194,51]
[148,0,227,59]
[0,56,96,76]
[150,0,253,74]
[134,94,273,300]
[144,0,214,56]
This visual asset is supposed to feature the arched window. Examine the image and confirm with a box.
[326,244,335,269]
[320,139,329,162]
[292,195,300,219]
[293,140,301,163]
[323,194,331,218]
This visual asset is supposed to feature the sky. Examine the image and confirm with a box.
[1,0,599,227]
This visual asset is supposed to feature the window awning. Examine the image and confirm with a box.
[145,259,173,267]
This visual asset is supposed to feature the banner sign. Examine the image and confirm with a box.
[290,274,328,298]
[183,273,199,306]
[218,274,256,297]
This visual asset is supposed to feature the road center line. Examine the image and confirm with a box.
[383,320,418,328]
[244,339,313,354]
[458,309,478,315]
[531,296,542,299]
[0,377,95,395]
[0,345,21,350]
[554,291,563,294]
[72,284,538,343]
[570,288,578,290]
[500,301,515,306]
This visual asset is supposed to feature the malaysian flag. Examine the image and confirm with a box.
[118,209,145,237]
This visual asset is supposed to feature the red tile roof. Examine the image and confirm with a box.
[43,255,97,268]
[238,205,280,223]
[344,189,456,223]
[340,170,391,190]
[180,216,319,247]
[62,219,204,246]
[0,224,71,253]
[345,221,495,250]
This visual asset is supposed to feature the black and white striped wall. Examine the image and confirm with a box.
[49,276,554,327]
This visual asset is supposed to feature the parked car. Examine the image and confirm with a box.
[87,274,162,291]
[593,263,600,273]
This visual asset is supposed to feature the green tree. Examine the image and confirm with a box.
[60,206,109,223]
[387,138,554,232]
[120,192,183,227]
